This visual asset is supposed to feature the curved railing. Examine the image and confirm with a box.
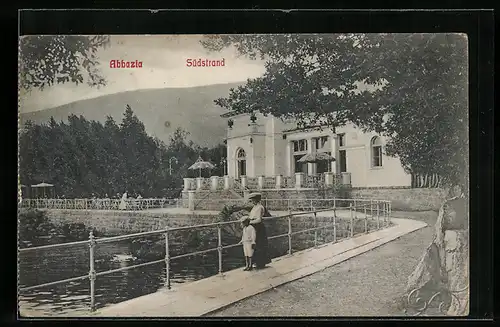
[18,199,392,313]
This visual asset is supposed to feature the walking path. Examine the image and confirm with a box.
[92,216,426,317]
[208,211,437,317]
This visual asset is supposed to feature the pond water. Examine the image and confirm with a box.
[18,233,296,315]
[18,240,251,315]
[18,215,374,316]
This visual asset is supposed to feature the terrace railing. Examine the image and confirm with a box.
[193,197,391,214]
[18,199,392,313]
[183,172,350,192]
[20,198,182,211]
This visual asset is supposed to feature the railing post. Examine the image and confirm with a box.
[385,202,389,226]
[313,210,318,248]
[310,199,313,211]
[349,203,354,237]
[164,228,171,289]
[217,224,223,275]
[364,204,368,234]
[288,211,292,255]
[376,200,380,230]
[88,231,96,312]
[370,199,373,218]
[333,208,337,243]
[388,202,392,225]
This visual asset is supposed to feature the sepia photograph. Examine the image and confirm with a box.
[18,33,469,318]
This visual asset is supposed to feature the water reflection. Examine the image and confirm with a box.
[18,241,250,315]
[19,225,348,316]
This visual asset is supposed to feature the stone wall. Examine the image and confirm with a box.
[350,187,448,211]
[182,186,445,212]
[40,209,216,235]
[186,187,351,211]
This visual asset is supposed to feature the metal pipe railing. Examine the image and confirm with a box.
[18,200,391,312]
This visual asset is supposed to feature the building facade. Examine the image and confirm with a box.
[223,112,411,188]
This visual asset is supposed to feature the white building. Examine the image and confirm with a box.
[223,112,411,188]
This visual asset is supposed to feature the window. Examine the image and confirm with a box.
[294,154,308,174]
[338,133,346,147]
[371,136,383,167]
[315,136,329,150]
[237,148,246,159]
[317,151,331,173]
[292,139,308,152]
[339,150,347,172]
[236,148,247,177]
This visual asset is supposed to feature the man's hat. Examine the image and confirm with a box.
[247,192,262,200]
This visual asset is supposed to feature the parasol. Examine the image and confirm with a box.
[298,152,336,163]
[31,182,54,188]
[188,156,215,177]
[31,182,55,198]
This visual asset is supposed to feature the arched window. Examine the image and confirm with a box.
[371,136,383,167]
[237,148,246,160]
[236,148,247,177]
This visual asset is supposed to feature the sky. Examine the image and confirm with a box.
[19,35,266,113]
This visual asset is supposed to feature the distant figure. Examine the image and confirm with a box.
[119,192,128,210]
[237,216,257,271]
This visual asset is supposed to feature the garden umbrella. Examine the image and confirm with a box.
[188,156,215,177]
[31,182,55,198]
[298,152,335,163]
[298,152,336,172]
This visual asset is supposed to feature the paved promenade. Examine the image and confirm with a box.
[208,211,438,317]
[92,216,426,317]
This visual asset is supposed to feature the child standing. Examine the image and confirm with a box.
[238,217,257,271]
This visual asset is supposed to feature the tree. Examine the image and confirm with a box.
[19,35,110,91]
[201,34,468,191]
[19,108,228,198]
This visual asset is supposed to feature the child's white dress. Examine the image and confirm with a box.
[241,225,257,257]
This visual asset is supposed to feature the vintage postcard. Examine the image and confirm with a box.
[18,34,469,318]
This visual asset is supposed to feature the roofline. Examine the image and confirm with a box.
[283,124,334,134]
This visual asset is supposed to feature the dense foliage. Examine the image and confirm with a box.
[201,34,468,191]
[19,105,226,198]
[19,35,110,91]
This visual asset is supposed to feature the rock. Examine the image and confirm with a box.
[406,242,447,294]
[445,230,469,316]
[405,196,469,316]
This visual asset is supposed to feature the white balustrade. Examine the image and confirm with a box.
[196,177,204,190]
[275,175,283,189]
[183,178,193,191]
[324,172,334,186]
[210,176,219,191]
[241,176,248,189]
[295,172,305,189]
[258,176,265,189]
[341,172,352,185]
[223,175,232,190]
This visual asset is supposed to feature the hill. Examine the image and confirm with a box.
[19,82,243,147]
